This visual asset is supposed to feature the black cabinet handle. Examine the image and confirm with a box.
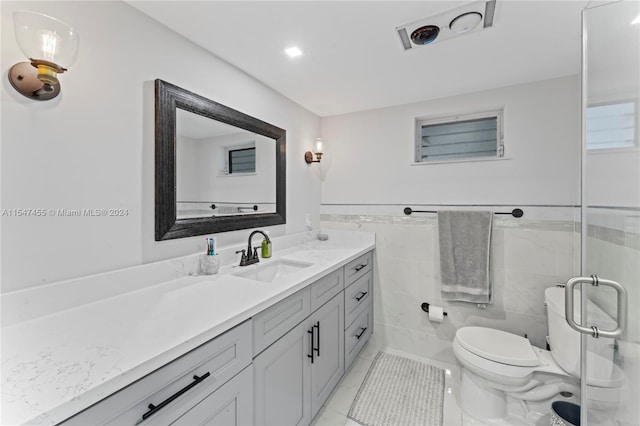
[142,372,210,420]
[356,327,368,340]
[355,291,368,302]
[308,327,315,364]
[354,264,366,272]
[314,322,320,357]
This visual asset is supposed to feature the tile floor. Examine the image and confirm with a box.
[311,336,464,426]
[310,335,568,426]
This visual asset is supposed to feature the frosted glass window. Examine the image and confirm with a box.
[586,101,636,150]
[416,112,503,162]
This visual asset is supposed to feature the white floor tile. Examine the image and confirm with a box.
[311,405,348,426]
[313,341,465,426]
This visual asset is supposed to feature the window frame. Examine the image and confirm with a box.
[414,110,504,164]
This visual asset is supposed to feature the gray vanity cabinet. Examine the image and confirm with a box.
[309,292,344,417]
[252,270,347,425]
[253,321,312,425]
[171,366,253,425]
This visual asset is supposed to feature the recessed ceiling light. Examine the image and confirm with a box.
[285,46,303,58]
[632,14,640,25]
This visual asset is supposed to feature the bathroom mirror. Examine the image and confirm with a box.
[155,79,286,241]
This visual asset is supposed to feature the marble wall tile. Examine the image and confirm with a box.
[493,227,577,276]
[492,269,568,317]
[322,211,578,354]
[373,321,457,365]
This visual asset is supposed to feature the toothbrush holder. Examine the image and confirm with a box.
[200,254,221,275]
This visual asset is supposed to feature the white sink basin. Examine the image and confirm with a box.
[232,259,313,283]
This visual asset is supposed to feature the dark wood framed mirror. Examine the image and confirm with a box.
[155,79,286,241]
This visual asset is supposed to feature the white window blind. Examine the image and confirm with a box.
[586,101,636,150]
[228,147,256,174]
[416,112,503,162]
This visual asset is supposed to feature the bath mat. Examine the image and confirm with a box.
[348,352,445,426]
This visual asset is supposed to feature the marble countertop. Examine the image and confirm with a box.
[1,229,375,425]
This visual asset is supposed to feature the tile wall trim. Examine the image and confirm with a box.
[320,214,575,231]
[586,224,640,251]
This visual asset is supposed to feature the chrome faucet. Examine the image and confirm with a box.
[236,230,271,266]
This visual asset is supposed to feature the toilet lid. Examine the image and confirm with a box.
[456,327,539,367]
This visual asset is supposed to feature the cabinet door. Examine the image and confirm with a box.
[171,366,253,426]
[254,321,311,426]
[309,292,344,418]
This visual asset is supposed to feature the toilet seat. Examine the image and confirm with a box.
[454,326,624,388]
[456,326,539,366]
[453,337,548,386]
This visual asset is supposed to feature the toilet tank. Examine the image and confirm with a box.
[545,287,581,377]
[544,287,617,378]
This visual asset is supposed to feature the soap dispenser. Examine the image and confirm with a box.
[261,233,272,258]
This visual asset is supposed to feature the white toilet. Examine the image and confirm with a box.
[453,287,624,422]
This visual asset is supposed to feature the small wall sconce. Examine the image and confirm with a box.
[304,138,324,164]
[8,11,79,101]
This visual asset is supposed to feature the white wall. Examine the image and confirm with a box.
[321,75,581,206]
[0,1,321,292]
[176,136,201,202]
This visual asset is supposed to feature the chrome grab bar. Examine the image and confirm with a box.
[565,275,627,338]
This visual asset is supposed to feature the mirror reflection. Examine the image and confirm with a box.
[176,109,276,219]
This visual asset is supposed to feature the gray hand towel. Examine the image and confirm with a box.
[438,210,493,303]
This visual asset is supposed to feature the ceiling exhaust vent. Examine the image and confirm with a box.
[396,0,497,50]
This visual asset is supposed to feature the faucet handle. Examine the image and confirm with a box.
[252,246,260,260]
[236,249,249,266]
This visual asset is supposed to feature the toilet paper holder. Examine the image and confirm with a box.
[421,302,447,317]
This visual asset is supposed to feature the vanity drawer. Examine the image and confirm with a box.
[344,251,373,288]
[345,305,372,370]
[310,268,344,312]
[62,320,252,426]
[253,287,311,356]
[344,271,372,329]
[171,364,253,426]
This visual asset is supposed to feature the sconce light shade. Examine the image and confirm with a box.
[9,11,79,101]
[305,138,324,164]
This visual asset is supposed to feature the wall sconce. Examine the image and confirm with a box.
[304,138,324,164]
[8,11,79,101]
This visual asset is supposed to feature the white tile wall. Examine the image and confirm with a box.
[321,206,580,355]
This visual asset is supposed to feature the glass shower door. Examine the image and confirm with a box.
[581,1,640,424]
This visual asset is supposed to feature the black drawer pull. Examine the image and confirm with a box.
[308,327,315,363]
[142,372,211,420]
[356,327,368,340]
[355,291,368,302]
[314,322,320,357]
[354,264,367,272]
